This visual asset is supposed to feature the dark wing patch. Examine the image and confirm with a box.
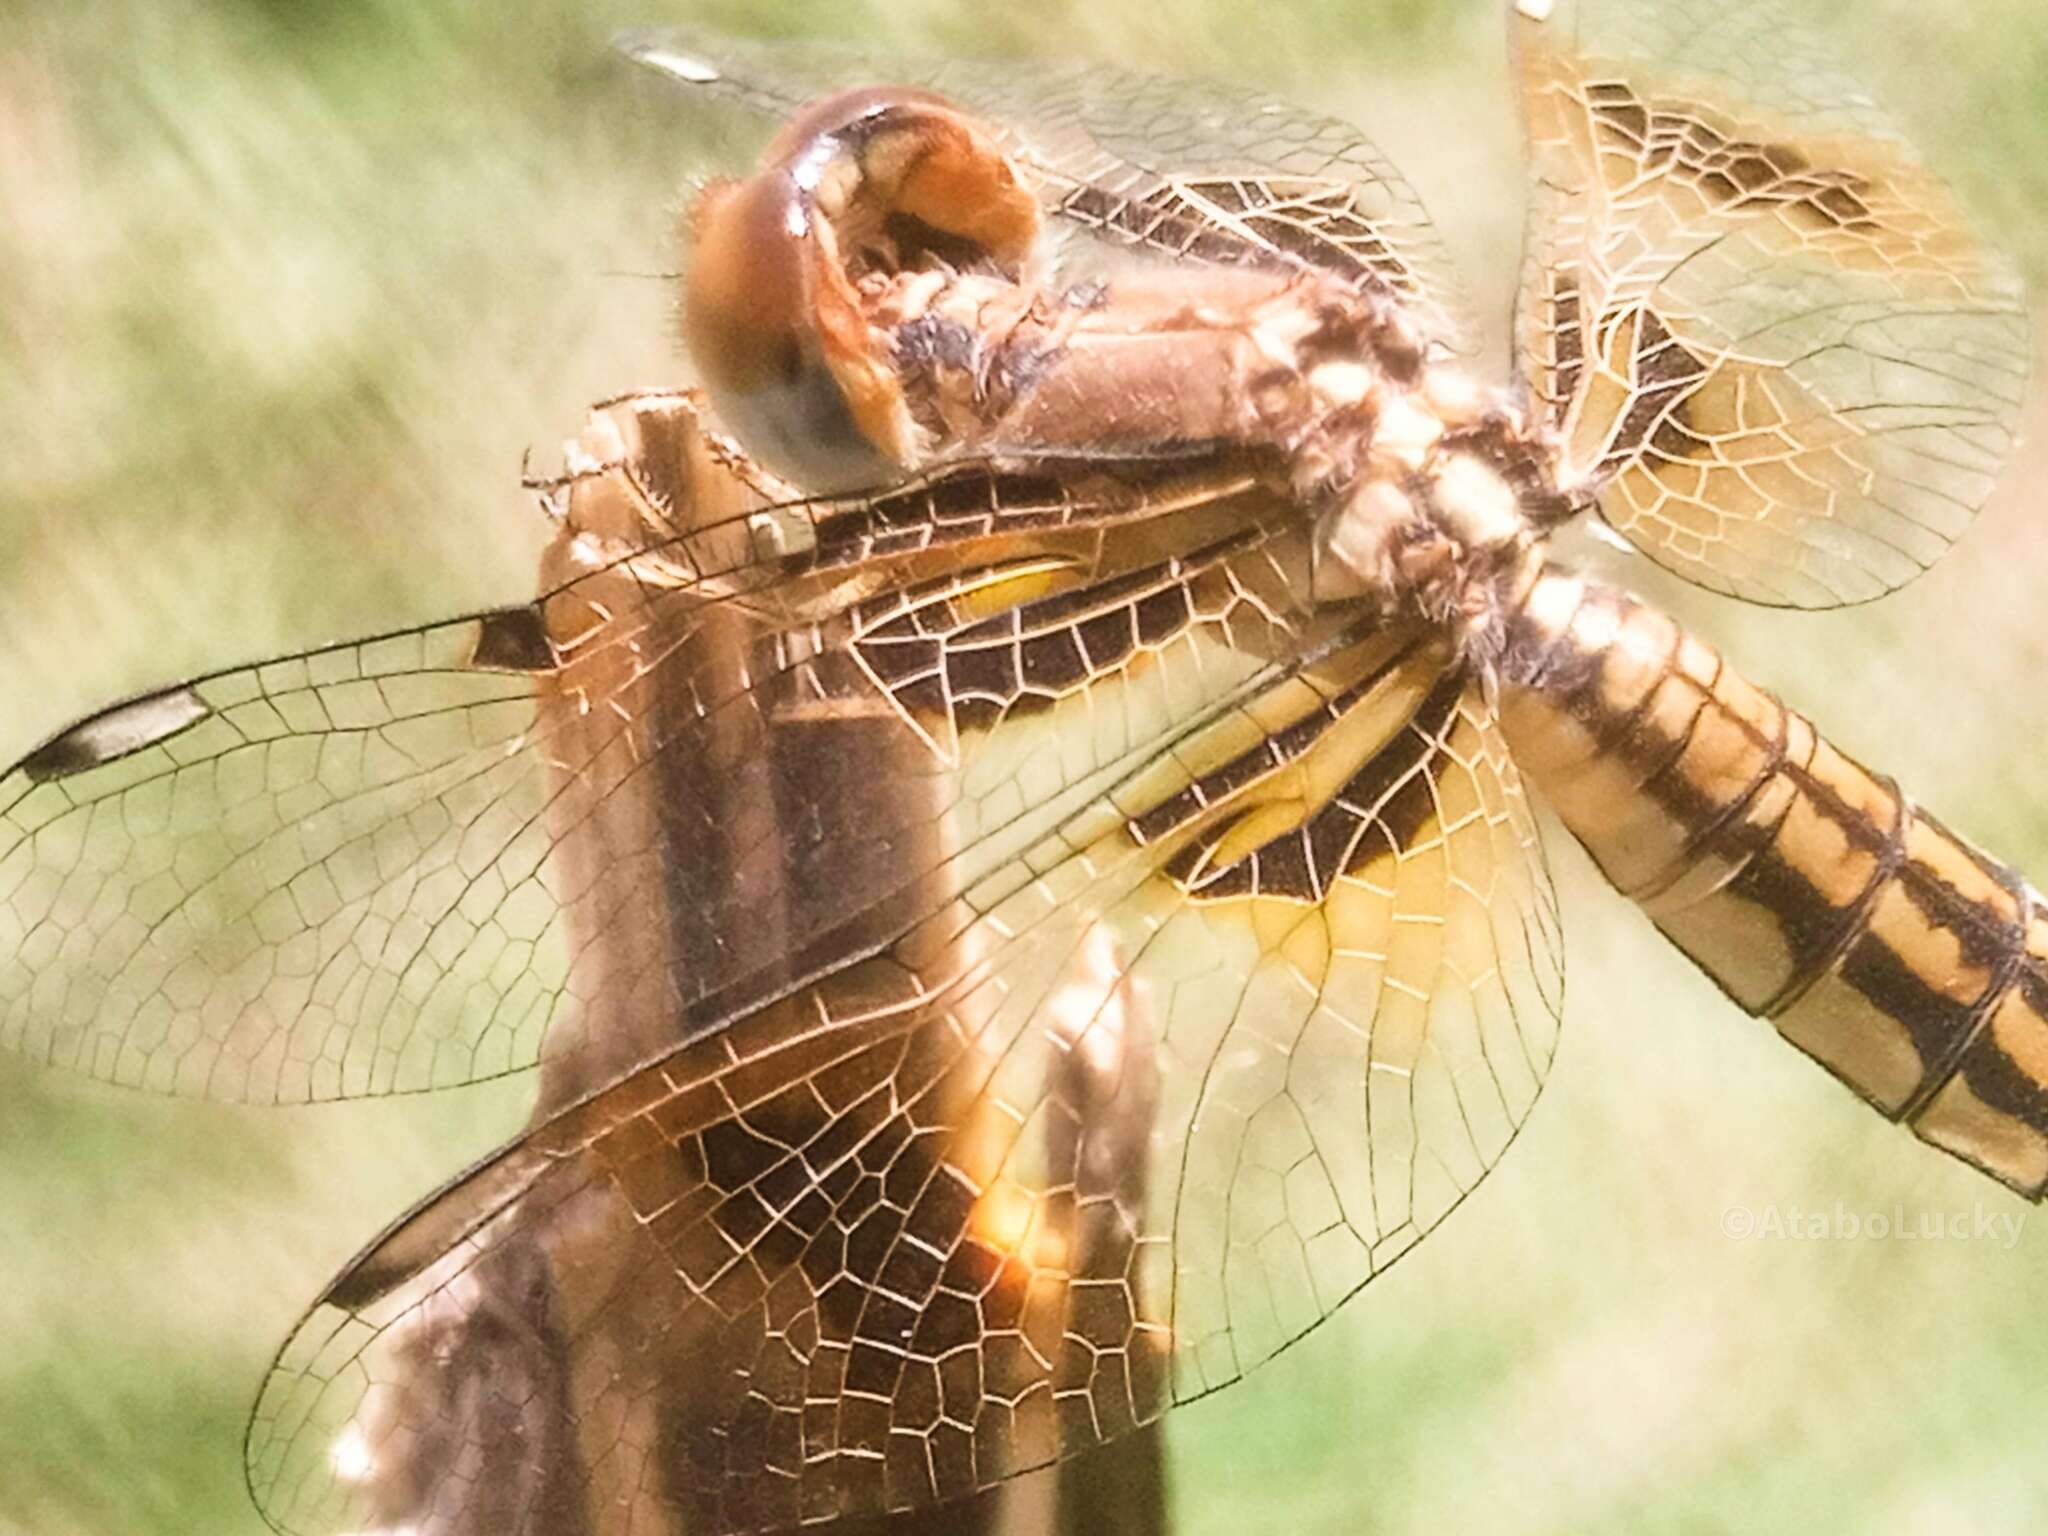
[244,629,1563,1534]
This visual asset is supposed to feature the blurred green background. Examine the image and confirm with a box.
[4,1,2048,1533]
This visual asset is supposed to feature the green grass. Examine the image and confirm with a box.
[4,1,2048,1532]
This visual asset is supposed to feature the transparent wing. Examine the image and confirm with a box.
[0,392,1261,1102]
[0,613,562,1101]
[1513,0,2030,607]
[245,626,1562,1535]
[620,26,1472,353]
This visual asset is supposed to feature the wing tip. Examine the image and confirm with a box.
[17,685,212,783]
[613,27,724,85]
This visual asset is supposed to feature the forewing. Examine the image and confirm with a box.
[244,631,1562,1533]
[0,613,565,1102]
[1513,0,2030,606]
[0,393,1264,1103]
[620,27,1471,352]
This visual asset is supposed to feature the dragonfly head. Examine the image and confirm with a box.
[683,87,1043,492]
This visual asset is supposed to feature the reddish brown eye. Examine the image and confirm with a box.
[681,87,1042,491]
[683,168,899,491]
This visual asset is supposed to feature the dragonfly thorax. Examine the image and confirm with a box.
[685,83,1576,637]
[1302,358,1570,639]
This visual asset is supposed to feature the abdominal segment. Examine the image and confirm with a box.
[1495,566,2048,1198]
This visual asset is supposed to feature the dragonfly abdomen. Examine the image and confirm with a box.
[1495,566,2048,1199]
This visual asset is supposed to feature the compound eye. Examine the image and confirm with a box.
[684,169,900,491]
[681,88,1041,492]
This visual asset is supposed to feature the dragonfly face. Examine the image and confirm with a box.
[3,3,2042,1533]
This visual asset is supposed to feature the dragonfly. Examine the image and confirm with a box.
[1,2,2037,1533]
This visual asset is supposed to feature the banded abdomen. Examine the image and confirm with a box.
[1496,566,2048,1198]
